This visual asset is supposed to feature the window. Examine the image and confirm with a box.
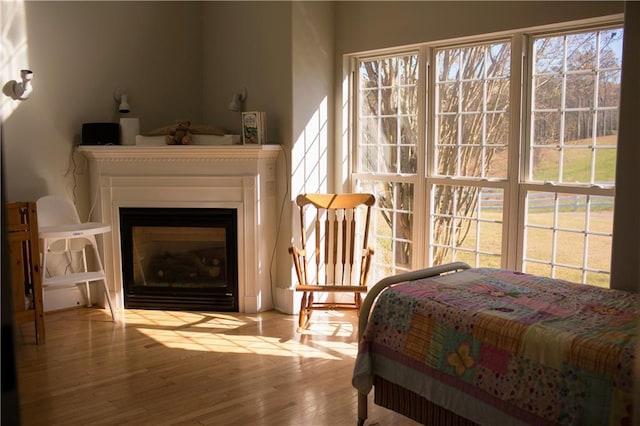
[430,41,511,268]
[352,22,623,288]
[522,28,622,286]
[355,54,419,278]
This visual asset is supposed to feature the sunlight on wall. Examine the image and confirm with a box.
[125,309,356,357]
[291,96,329,196]
[340,75,350,190]
[0,0,29,121]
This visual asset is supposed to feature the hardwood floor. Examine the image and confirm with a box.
[14,307,419,426]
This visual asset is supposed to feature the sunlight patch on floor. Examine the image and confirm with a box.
[124,309,357,359]
[135,326,344,359]
[123,310,248,330]
[297,311,357,337]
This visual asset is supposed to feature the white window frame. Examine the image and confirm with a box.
[349,16,623,287]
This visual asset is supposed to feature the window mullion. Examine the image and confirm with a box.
[412,46,429,269]
[507,34,526,271]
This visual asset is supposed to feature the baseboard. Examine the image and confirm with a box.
[274,286,296,315]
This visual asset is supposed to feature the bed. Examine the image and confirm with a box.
[352,262,639,425]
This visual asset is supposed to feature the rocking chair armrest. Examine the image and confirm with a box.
[288,246,306,257]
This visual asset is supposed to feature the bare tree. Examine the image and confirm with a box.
[358,31,621,268]
[431,44,510,265]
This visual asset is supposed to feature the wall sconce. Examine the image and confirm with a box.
[4,69,34,101]
[113,87,130,113]
[228,87,247,112]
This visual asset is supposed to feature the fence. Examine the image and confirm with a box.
[480,190,614,212]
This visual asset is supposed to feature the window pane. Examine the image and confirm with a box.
[360,89,378,116]
[566,32,596,71]
[487,43,511,77]
[400,87,417,114]
[532,112,561,145]
[523,191,613,286]
[486,78,509,111]
[460,146,482,177]
[555,266,583,284]
[557,195,586,231]
[588,196,614,233]
[565,74,594,109]
[524,227,553,262]
[585,271,610,289]
[431,185,503,267]
[598,70,621,107]
[400,116,416,144]
[534,76,562,110]
[461,81,483,111]
[462,46,485,80]
[399,55,419,85]
[435,41,511,180]
[564,111,593,143]
[596,110,619,139]
[531,147,560,182]
[438,82,459,112]
[461,114,482,145]
[437,146,457,176]
[530,28,622,186]
[599,29,624,68]
[588,234,611,272]
[556,230,585,266]
[438,115,458,145]
[563,147,593,183]
[357,54,418,177]
[534,36,564,74]
[356,179,414,279]
[524,262,552,278]
[438,50,460,81]
[486,112,509,144]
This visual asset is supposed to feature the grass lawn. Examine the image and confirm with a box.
[373,208,613,288]
[370,134,617,288]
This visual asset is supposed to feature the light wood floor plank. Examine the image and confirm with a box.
[15,307,419,425]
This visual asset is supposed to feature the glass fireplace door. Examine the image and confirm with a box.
[120,208,238,311]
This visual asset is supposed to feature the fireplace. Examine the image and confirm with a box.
[78,144,282,314]
[120,207,238,311]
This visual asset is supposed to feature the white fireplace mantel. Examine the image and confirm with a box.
[78,144,281,314]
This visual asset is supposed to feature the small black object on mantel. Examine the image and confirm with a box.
[81,122,120,145]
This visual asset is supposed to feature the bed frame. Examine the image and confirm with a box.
[356,262,471,426]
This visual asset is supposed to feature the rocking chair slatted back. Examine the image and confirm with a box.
[290,193,375,331]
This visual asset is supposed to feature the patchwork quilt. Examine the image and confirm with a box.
[352,268,639,425]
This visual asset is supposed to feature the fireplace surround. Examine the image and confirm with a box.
[78,144,280,314]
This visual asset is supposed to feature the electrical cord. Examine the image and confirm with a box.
[269,145,290,311]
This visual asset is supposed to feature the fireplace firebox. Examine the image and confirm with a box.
[119,207,238,311]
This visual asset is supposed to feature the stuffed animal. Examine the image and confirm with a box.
[165,120,192,145]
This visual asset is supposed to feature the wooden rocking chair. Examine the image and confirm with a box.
[289,193,375,331]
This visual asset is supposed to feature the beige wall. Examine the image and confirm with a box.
[202,1,292,143]
[2,1,204,213]
[335,1,623,55]
[1,1,205,309]
[611,1,640,293]
[0,1,632,311]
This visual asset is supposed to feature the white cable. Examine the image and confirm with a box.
[269,146,290,310]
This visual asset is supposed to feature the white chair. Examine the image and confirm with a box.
[36,195,115,320]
